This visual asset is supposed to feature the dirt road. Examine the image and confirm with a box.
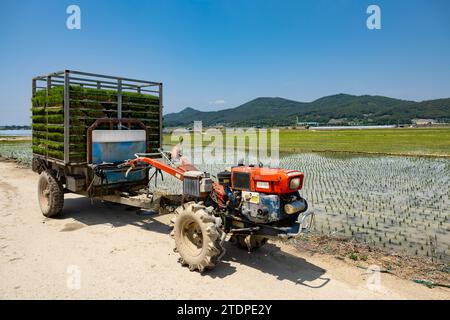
[0,160,448,299]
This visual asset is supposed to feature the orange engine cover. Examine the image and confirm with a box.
[231,166,304,194]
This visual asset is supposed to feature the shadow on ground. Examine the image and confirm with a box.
[61,196,330,287]
[62,197,169,235]
[210,243,330,287]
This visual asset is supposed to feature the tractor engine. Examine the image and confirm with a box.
[216,165,308,224]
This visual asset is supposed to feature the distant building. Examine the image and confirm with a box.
[412,119,437,126]
[296,122,319,127]
[295,116,320,127]
[327,118,347,125]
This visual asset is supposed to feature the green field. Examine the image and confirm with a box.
[278,128,450,156]
[0,140,31,164]
[163,128,450,157]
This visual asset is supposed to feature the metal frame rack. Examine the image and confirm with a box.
[32,70,163,165]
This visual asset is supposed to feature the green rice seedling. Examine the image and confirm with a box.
[69,100,82,108]
[48,149,64,159]
[46,107,64,115]
[45,132,65,142]
[69,142,86,150]
[48,114,64,124]
[68,152,86,161]
[31,107,46,115]
[32,145,46,155]
[48,125,65,133]
[32,131,47,139]
[122,91,159,104]
[32,87,64,107]
[82,110,105,118]
[31,97,44,107]
[47,96,64,107]
[31,114,63,124]
[44,140,64,151]
[123,103,147,111]
[32,123,47,131]
[70,108,84,117]
[31,115,47,123]
[82,101,103,109]
[69,135,86,143]
[33,138,64,152]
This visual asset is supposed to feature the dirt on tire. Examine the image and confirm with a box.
[37,170,64,217]
[172,202,224,272]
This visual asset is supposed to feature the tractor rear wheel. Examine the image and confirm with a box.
[171,202,224,272]
[37,170,64,218]
[231,235,268,251]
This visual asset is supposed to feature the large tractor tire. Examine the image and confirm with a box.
[171,202,225,272]
[231,235,268,252]
[37,170,64,218]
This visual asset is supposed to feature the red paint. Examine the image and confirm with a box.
[231,166,304,194]
[126,157,199,181]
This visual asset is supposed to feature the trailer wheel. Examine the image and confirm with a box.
[37,170,64,217]
[231,235,268,252]
[172,202,224,272]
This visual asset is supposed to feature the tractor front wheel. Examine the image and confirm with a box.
[172,202,224,272]
[37,170,64,217]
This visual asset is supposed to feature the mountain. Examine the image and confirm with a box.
[164,94,450,127]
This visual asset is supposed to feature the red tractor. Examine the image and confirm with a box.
[123,152,314,272]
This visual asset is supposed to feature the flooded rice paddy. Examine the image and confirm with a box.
[283,153,449,263]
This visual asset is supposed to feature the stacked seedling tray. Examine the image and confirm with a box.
[31,86,66,160]
[31,70,162,164]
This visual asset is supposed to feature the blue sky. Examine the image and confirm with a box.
[0,0,449,125]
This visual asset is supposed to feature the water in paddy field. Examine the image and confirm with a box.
[0,130,32,136]
[282,153,449,263]
[151,150,450,263]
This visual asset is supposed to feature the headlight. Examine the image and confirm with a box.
[256,181,270,189]
[289,177,300,189]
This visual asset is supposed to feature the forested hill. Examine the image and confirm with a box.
[164,94,450,126]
